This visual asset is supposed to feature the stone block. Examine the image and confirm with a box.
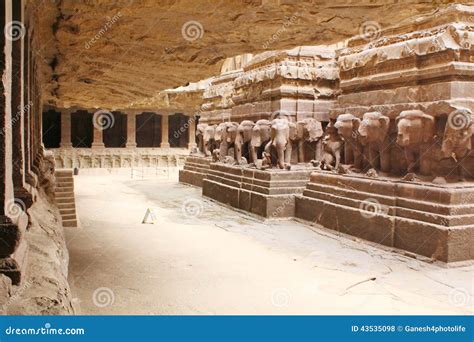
[202,163,314,218]
[296,171,474,263]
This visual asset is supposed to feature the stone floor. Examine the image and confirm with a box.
[65,170,473,315]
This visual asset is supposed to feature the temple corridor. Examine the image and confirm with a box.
[65,172,472,315]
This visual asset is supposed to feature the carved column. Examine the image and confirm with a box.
[126,111,137,148]
[0,0,29,286]
[161,114,170,148]
[60,109,73,148]
[187,114,197,149]
[91,111,105,148]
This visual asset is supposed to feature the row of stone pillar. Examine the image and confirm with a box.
[1,0,42,285]
[59,110,196,149]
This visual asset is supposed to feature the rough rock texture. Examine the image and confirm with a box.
[0,275,13,313]
[3,190,75,315]
[30,0,473,110]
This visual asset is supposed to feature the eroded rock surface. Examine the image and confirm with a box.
[4,191,74,315]
[30,0,472,110]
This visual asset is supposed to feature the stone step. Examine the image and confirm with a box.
[55,169,78,229]
[62,219,77,228]
[61,213,77,221]
[55,186,74,193]
[57,202,76,209]
[56,179,74,187]
[55,194,75,201]
[59,208,76,215]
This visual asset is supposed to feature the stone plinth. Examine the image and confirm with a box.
[295,172,474,263]
[203,163,314,218]
[50,147,188,169]
[178,156,212,187]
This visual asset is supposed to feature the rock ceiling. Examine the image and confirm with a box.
[29,0,471,111]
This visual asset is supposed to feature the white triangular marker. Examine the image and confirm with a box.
[142,208,157,224]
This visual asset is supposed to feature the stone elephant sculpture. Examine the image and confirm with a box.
[196,123,208,155]
[262,118,293,170]
[203,124,217,157]
[440,108,474,179]
[295,118,324,163]
[212,122,239,163]
[234,120,255,165]
[396,110,436,176]
[213,122,231,162]
[250,119,272,166]
[334,113,364,171]
[358,112,391,173]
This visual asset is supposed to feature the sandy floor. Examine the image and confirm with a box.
[65,171,473,315]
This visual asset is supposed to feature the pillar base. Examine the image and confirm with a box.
[91,142,105,149]
[0,238,28,285]
[59,143,73,149]
[187,143,197,149]
[14,187,34,210]
[125,142,137,148]
[160,143,170,148]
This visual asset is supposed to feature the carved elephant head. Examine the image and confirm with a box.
[358,112,390,146]
[396,110,435,147]
[238,120,255,142]
[334,113,360,141]
[271,118,290,148]
[196,123,208,138]
[268,118,293,169]
[297,118,324,142]
[214,122,229,143]
[226,122,239,144]
[441,108,474,158]
[203,124,216,144]
[251,119,271,147]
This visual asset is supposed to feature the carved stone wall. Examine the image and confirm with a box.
[200,54,253,125]
[331,4,474,178]
[51,148,188,169]
[232,46,340,122]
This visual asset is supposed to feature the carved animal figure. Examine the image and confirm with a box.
[334,113,364,171]
[213,122,238,162]
[250,119,272,166]
[396,110,436,176]
[441,108,474,179]
[196,123,208,155]
[203,124,217,157]
[225,122,240,163]
[358,112,391,173]
[262,118,292,170]
[235,120,255,165]
[295,118,324,163]
[316,123,343,171]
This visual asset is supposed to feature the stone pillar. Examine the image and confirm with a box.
[60,109,72,148]
[91,111,105,148]
[187,114,197,149]
[161,114,170,148]
[125,111,137,148]
[0,0,29,286]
